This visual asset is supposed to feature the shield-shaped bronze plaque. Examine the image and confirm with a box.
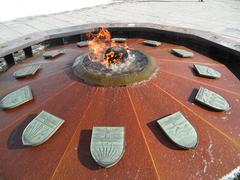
[143,40,161,47]
[76,41,89,47]
[43,49,65,59]
[171,49,194,58]
[195,87,230,111]
[90,126,125,168]
[111,38,127,43]
[13,64,41,78]
[0,86,33,109]
[194,64,221,78]
[22,111,64,146]
[157,112,198,149]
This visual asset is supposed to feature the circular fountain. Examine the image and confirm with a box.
[72,48,157,87]
[72,28,157,87]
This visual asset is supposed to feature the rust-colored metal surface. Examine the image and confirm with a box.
[0,39,240,180]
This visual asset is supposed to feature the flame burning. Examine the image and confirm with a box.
[87,27,128,66]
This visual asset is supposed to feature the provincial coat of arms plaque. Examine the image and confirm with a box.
[13,64,41,78]
[90,126,125,168]
[76,41,89,47]
[43,49,65,59]
[171,49,194,58]
[22,111,64,146]
[0,86,33,109]
[157,112,198,149]
[111,38,127,43]
[143,40,161,47]
[195,87,230,111]
[194,64,221,78]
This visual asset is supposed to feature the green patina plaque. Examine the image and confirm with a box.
[195,87,230,111]
[143,40,161,47]
[13,64,41,78]
[22,111,64,146]
[0,86,33,109]
[76,41,89,47]
[43,49,65,59]
[171,48,194,58]
[111,38,127,43]
[90,126,125,168]
[194,64,221,78]
[157,112,198,149]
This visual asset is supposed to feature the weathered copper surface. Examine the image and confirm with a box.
[143,40,161,47]
[22,110,64,146]
[90,126,125,168]
[157,111,198,149]
[0,39,240,180]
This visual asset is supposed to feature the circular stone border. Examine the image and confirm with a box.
[72,52,157,87]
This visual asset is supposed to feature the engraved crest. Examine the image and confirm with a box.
[22,111,64,146]
[77,41,89,47]
[143,40,161,47]
[157,112,198,149]
[0,86,33,109]
[13,64,41,78]
[171,48,194,58]
[195,87,230,111]
[194,64,221,78]
[111,38,127,43]
[90,126,125,168]
[43,49,65,59]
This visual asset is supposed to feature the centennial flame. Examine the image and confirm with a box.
[87,27,128,66]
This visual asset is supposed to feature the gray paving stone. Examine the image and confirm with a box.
[0,0,239,53]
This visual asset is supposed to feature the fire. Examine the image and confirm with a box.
[87,27,129,66]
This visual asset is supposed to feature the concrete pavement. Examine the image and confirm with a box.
[0,0,239,45]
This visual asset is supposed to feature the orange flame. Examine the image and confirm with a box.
[87,27,129,66]
[87,27,111,61]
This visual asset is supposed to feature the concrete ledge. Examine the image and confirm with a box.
[0,23,239,78]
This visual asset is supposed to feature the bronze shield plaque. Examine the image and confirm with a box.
[143,40,161,47]
[195,87,230,111]
[194,64,221,78]
[22,111,64,146]
[14,64,41,78]
[43,49,65,59]
[77,41,89,47]
[157,112,198,149]
[171,49,194,58]
[0,86,33,109]
[90,126,125,168]
[111,38,127,43]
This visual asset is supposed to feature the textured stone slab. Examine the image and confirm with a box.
[157,112,198,149]
[90,126,125,168]
[143,40,161,47]
[13,64,41,78]
[195,87,230,111]
[76,41,89,47]
[0,57,8,72]
[194,64,221,78]
[43,49,65,59]
[0,86,33,109]
[111,38,127,43]
[22,110,64,146]
[171,48,194,58]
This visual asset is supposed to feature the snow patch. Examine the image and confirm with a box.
[220,166,240,180]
